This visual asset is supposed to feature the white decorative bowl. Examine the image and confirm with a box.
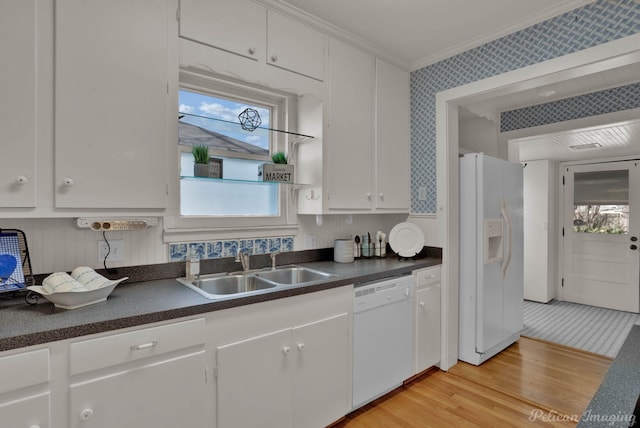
[27,278,127,310]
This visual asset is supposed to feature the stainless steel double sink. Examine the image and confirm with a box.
[177,266,336,300]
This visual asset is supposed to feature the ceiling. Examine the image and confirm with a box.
[276,0,640,163]
[279,0,594,69]
[462,62,640,121]
[512,118,640,162]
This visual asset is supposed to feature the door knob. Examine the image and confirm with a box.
[631,245,638,250]
[80,408,94,421]
[631,236,638,242]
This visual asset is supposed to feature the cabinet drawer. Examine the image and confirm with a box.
[70,318,206,375]
[0,348,50,394]
[415,266,441,289]
[0,392,50,427]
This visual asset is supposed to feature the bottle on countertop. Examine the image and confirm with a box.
[186,247,200,281]
[361,234,370,257]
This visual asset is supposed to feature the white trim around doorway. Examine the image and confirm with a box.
[435,33,640,371]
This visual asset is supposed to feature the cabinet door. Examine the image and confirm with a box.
[69,351,206,428]
[266,10,325,81]
[375,59,410,211]
[293,313,349,428]
[216,328,293,428]
[0,0,36,207]
[0,392,50,428]
[416,285,441,372]
[327,39,374,210]
[55,0,169,208]
[180,0,260,60]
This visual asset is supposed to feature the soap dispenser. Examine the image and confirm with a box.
[186,247,200,281]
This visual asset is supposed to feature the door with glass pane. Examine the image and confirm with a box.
[562,161,640,313]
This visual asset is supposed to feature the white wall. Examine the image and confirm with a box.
[0,214,406,274]
[522,159,557,302]
[407,215,441,247]
[458,114,500,158]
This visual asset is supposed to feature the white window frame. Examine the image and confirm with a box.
[164,70,298,241]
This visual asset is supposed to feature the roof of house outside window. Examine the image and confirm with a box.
[178,121,269,157]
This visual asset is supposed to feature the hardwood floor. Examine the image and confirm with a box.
[333,337,611,427]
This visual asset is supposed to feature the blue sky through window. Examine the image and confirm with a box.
[178,90,271,151]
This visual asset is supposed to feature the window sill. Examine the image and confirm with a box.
[163,216,298,243]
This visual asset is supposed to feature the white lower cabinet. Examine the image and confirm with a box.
[69,352,205,428]
[0,348,51,428]
[414,266,441,373]
[0,392,50,428]
[292,315,349,427]
[216,313,349,428]
[0,286,356,428]
[68,318,207,428]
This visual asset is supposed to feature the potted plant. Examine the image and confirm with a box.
[258,151,294,183]
[192,145,210,177]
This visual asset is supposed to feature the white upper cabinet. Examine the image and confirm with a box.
[266,10,326,81]
[55,0,171,209]
[327,38,374,210]
[179,0,260,60]
[0,0,37,208]
[179,1,326,82]
[297,40,410,214]
[375,58,410,210]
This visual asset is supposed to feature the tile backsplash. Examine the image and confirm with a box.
[169,236,295,262]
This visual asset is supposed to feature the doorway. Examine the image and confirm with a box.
[435,33,640,370]
[560,160,640,313]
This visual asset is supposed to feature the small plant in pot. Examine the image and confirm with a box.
[192,145,210,177]
[258,151,294,183]
[271,151,288,164]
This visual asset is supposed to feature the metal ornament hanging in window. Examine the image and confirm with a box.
[238,108,262,131]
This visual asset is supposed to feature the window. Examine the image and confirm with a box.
[573,170,629,234]
[164,71,301,238]
[177,75,291,219]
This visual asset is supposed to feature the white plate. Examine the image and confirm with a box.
[389,222,424,257]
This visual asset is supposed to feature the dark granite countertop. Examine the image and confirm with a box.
[578,325,640,427]
[0,257,440,352]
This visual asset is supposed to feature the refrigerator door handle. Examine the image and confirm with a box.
[500,199,512,278]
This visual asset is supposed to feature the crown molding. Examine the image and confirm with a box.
[254,0,411,70]
[409,0,596,71]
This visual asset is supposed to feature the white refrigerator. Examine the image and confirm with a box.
[459,153,524,365]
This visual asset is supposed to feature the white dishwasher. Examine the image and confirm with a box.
[352,274,414,410]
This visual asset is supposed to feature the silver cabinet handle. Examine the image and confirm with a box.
[130,340,157,351]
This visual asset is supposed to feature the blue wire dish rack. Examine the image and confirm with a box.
[0,229,35,303]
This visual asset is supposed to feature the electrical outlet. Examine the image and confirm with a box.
[303,234,316,249]
[418,186,427,201]
[98,240,124,263]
